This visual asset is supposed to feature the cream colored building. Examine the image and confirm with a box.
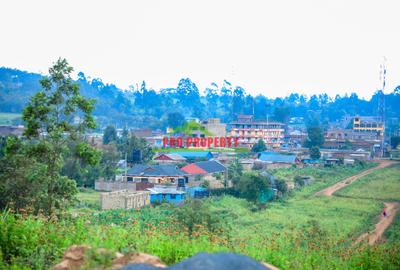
[352,116,384,133]
[201,118,227,137]
[230,115,285,148]
[100,190,150,210]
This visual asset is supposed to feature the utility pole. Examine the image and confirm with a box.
[125,151,128,180]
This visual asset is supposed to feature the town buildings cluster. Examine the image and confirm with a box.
[1,113,397,211]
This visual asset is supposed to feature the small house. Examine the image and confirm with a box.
[257,152,299,168]
[257,152,299,163]
[324,158,341,167]
[343,158,355,166]
[301,159,321,166]
[181,160,227,181]
[123,164,188,185]
[147,186,186,204]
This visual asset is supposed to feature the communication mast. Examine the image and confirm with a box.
[378,57,386,157]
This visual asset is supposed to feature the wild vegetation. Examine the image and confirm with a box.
[335,164,400,201]
[1,164,400,269]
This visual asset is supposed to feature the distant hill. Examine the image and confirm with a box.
[1,67,400,133]
[0,68,142,129]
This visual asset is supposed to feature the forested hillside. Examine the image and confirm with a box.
[1,67,400,130]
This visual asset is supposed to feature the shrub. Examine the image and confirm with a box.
[275,179,288,195]
[294,175,305,187]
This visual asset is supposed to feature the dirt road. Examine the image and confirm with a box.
[354,202,400,245]
[315,160,395,196]
[314,160,398,245]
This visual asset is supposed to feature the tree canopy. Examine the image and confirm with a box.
[0,58,101,214]
[1,67,400,134]
[251,139,267,153]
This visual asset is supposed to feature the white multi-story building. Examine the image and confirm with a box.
[229,115,285,148]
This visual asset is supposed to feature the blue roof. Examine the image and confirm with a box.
[301,159,321,164]
[257,152,297,163]
[195,160,226,173]
[171,151,213,159]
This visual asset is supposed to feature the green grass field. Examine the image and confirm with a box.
[334,163,400,244]
[335,164,400,201]
[270,162,377,196]
[2,163,400,269]
[0,113,21,125]
[76,189,101,209]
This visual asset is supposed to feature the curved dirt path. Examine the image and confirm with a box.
[314,160,398,245]
[315,160,395,196]
[354,202,400,245]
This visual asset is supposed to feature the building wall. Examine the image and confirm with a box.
[325,129,382,141]
[353,117,384,133]
[229,122,285,147]
[100,190,150,210]
[324,128,382,150]
[95,181,137,192]
[122,175,182,185]
[150,193,185,204]
[202,118,227,137]
[125,192,151,209]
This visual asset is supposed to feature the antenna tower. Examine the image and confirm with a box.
[378,57,386,157]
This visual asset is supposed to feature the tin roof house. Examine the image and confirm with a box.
[147,186,186,204]
[181,160,226,175]
[257,152,299,163]
[123,164,188,185]
[257,152,299,168]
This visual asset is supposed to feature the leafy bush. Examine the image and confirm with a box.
[294,175,305,187]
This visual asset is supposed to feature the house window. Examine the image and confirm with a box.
[170,194,176,199]
[127,177,133,182]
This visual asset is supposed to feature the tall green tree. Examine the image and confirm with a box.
[273,105,290,123]
[0,137,48,211]
[228,159,243,186]
[391,136,400,149]
[20,58,100,214]
[103,125,117,144]
[167,112,186,129]
[304,126,325,148]
[235,173,270,203]
[100,143,120,180]
[309,146,321,160]
[119,135,153,164]
[0,136,7,158]
[251,139,266,153]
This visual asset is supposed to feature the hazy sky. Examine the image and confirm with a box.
[1,0,399,98]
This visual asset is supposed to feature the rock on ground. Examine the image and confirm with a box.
[122,252,274,270]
